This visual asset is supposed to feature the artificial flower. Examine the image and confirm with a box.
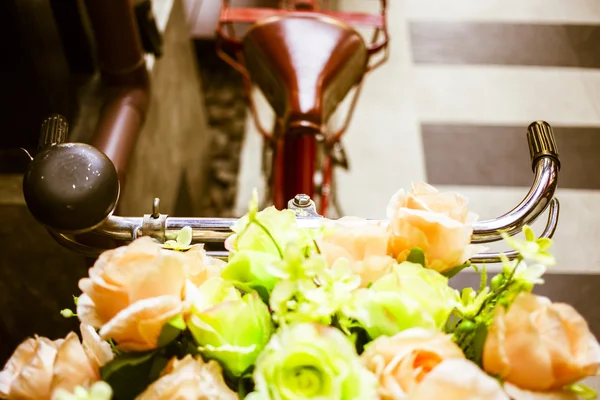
[503,382,578,400]
[135,355,238,400]
[186,278,273,377]
[406,358,509,400]
[501,225,556,266]
[181,244,225,286]
[388,182,472,222]
[0,330,102,400]
[226,198,316,257]
[249,323,378,400]
[77,237,219,351]
[52,381,113,400]
[483,292,600,391]
[386,182,484,272]
[361,328,465,399]
[319,217,395,286]
[78,324,114,370]
[222,193,320,296]
[344,262,459,338]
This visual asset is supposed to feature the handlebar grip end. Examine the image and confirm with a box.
[39,114,69,149]
[527,121,561,170]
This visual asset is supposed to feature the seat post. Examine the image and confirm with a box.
[291,0,318,11]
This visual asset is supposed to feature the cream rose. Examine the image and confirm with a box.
[360,328,465,399]
[77,237,221,351]
[320,217,396,287]
[0,325,112,400]
[386,182,484,272]
[406,358,509,400]
[135,355,238,400]
[483,292,600,392]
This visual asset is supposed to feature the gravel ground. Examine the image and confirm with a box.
[194,40,247,218]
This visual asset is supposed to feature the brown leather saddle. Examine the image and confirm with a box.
[241,14,368,135]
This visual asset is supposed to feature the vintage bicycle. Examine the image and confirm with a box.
[22,114,560,263]
[215,0,390,217]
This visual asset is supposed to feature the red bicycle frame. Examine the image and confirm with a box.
[216,0,389,216]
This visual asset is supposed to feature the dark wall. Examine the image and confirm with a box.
[0,0,95,156]
[0,0,96,364]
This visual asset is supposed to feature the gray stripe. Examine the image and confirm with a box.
[422,124,600,189]
[410,22,600,68]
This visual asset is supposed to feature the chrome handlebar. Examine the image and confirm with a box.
[22,115,560,263]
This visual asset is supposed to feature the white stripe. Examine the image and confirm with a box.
[414,65,600,127]
[153,0,175,33]
[335,0,426,219]
[435,185,600,273]
[405,0,600,24]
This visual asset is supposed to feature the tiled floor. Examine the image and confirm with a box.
[235,0,600,273]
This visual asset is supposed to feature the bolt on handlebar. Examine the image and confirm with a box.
[22,116,560,263]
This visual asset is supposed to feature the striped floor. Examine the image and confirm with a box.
[236,0,600,271]
[232,1,600,355]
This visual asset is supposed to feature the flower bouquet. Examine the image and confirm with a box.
[1,183,599,400]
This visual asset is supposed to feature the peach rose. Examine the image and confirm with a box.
[386,182,484,273]
[79,324,114,370]
[77,237,221,352]
[483,292,600,392]
[135,355,238,400]
[320,217,396,287]
[182,244,225,287]
[503,382,578,400]
[360,328,465,399]
[406,359,509,400]
[0,326,111,400]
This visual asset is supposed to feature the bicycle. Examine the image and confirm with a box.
[22,115,560,264]
[215,0,390,217]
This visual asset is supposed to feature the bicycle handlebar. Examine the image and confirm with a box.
[22,116,560,263]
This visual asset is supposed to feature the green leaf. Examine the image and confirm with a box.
[462,322,488,366]
[100,351,156,382]
[100,351,162,400]
[406,247,426,267]
[157,318,184,348]
[566,383,598,400]
[168,314,187,330]
[148,355,170,382]
[237,371,255,399]
[442,262,473,279]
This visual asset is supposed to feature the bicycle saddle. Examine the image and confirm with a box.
[242,14,368,135]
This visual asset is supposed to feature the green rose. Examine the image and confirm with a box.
[222,250,281,298]
[248,322,377,400]
[344,262,459,339]
[223,194,322,298]
[186,277,273,377]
